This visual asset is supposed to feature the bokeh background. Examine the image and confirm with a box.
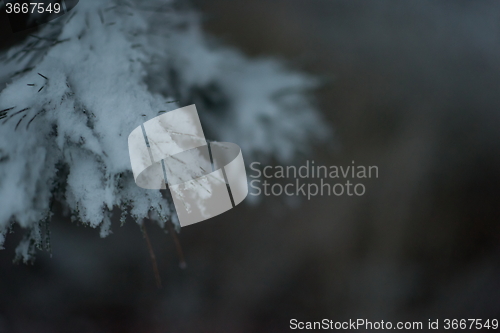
[1,0,500,332]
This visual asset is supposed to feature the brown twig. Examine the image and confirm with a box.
[166,222,187,269]
[142,222,162,288]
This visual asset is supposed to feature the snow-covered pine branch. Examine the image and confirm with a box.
[0,0,330,262]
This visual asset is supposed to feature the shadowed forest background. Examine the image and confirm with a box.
[1,0,500,332]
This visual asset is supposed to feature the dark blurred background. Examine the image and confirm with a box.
[1,0,500,332]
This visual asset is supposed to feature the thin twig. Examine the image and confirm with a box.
[166,222,186,269]
[38,73,49,80]
[142,222,162,288]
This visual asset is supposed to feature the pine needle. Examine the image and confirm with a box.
[15,114,27,131]
[38,73,49,80]
[26,109,45,129]
[3,107,30,125]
